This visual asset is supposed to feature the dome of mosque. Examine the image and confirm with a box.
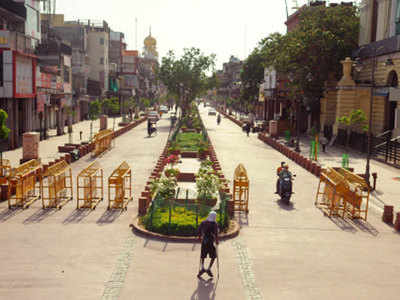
[144,34,156,47]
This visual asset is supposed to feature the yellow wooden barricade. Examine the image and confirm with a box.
[8,159,41,209]
[335,168,370,221]
[77,160,104,209]
[108,161,133,210]
[232,163,249,214]
[0,159,11,179]
[40,160,73,209]
[92,129,113,157]
[315,167,347,217]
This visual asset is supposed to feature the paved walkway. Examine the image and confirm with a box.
[3,116,124,166]
[0,108,399,299]
[0,114,170,300]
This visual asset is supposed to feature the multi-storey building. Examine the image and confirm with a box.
[86,20,110,94]
[355,0,400,137]
[0,0,40,149]
[41,14,91,121]
[36,25,72,137]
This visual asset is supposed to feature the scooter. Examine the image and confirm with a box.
[278,173,295,204]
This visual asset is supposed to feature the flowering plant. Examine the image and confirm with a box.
[165,154,180,167]
[149,175,178,200]
[196,159,223,201]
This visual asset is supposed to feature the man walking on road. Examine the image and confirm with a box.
[197,211,219,279]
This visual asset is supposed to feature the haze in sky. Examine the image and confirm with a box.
[53,0,347,69]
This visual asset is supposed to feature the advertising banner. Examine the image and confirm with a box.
[15,54,33,96]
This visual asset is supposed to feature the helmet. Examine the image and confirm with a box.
[281,161,285,167]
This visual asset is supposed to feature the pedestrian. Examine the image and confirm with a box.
[79,131,83,140]
[197,211,219,279]
[320,135,328,153]
[217,114,221,125]
[245,122,251,137]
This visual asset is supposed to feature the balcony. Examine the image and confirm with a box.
[1,30,35,55]
[354,35,400,59]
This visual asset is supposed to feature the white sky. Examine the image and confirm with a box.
[53,0,349,69]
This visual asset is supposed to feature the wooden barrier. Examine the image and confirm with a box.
[40,160,73,209]
[92,129,113,157]
[77,161,104,209]
[335,168,370,221]
[232,164,249,214]
[8,159,41,209]
[0,159,11,179]
[108,161,133,210]
[315,167,347,217]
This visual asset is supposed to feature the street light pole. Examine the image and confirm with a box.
[365,51,377,187]
[295,97,301,153]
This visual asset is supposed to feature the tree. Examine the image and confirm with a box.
[102,97,121,130]
[0,109,10,164]
[240,47,266,112]
[337,109,368,148]
[261,5,359,120]
[88,100,101,140]
[158,47,216,117]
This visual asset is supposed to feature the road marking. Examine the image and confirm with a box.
[101,235,136,300]
[232,240,263,300]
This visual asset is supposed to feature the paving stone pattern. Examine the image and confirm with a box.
[101,235,136,300]
[232,240,263,300]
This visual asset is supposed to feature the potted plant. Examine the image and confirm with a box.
[196,159,223,207]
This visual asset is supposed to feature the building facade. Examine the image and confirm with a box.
[0,0,39,149]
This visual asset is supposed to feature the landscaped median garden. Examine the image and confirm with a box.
[133,104,239,239]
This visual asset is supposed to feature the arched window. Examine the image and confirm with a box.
[387,70,398,87]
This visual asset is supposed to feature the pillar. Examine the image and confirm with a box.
[22,132,40,162]
[100,114,108,130]
[334,57,357,134]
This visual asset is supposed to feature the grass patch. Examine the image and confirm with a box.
[175,132,205,152]
[141,204,229,236]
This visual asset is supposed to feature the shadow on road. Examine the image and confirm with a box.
[276,199,295,211]
[96,209,123,225]
[62,209,93,224]
[236,213,249,226]
[351,219,379,236]
[0,207,23,222]
[191,278,217,300]
[23,208,58,224]
[326,214,357,233]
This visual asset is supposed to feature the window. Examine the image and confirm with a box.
[64,68,70,83]
[100,38,104,45]
[100,57,104,65]
[396,0,400,35]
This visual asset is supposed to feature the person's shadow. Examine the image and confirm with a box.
[190,278,216,300]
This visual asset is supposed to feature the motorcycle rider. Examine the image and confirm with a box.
[275,162,287,194]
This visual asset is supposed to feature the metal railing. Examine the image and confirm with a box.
[372,131,400,166]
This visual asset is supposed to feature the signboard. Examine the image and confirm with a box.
[0,31,10,48]
[15,54,33,96]
[36,93,46,112]
[389,87,400,102]
[64,55,71,67]
[64,83,72,93]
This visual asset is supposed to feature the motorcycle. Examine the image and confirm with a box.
[278,172,295,204]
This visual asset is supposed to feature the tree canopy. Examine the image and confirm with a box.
[240,47,266,112]
[158,47,216,115]
[261,4,359,106]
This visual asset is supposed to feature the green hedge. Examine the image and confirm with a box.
[141,204,229,236]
